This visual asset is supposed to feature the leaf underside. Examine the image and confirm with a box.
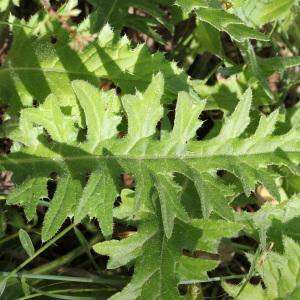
[1,69,300,298]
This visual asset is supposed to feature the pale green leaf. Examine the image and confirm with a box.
[0,21,190,118]
[246,41,273,99]
[72,80,121,152]
[122,73,164,142]
[224,236,300,300]
[190,171,235,220]
[153,173,188,238]
[18,229,35,257]
[74,163,118,238]
[177,256,219,283]
[2,74,300,299]
[7,176,48,220]
[232,0,300,26]
[2,77,300,244]
[216,88,252,141]
[42,174,82,242]
[254,110,279,138]
[22,94,78,144]
[192,20,224,57]
[191,219,243,253]
[196,7,268,42]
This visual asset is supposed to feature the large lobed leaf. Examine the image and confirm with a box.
[94,204,241,299]
[2,73,300,240]
[0,19,189,119]
[1,73,300,298]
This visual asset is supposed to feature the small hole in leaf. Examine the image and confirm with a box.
[32,99,39,107]
[47,172,58,199]
[120,173,134,188]
[51,36,57,44]
[116,86,122,95]
[113,223,137,239]
[0,138,12,154]
[114,196,122,207]
[216,170,225,177]
[0,105,8,123]
[100,80,114,91]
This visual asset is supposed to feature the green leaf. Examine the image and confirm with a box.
[22,94,78,143]
[175,0,203,14]
[72,80,122,152]
[0,280,7,298]
[232,0,300,26]
[74,163,119,238]
[0,0,19,12]
[196,7,268,42]
[246,41,273,100]
[170,91,205,145]
[192,20,224,57]
[2,76,300,244]
[216,88,252,141]
[191,77,242,113]
[18,229,35,257]
[94,196,241,299]
[122,73,164,142]
[94,216,235,299]
[191,219,243,253]
[7,176,48,220]
[0,21,190,118]
[257,56,300,77]
[175,1,268,42]
[177,256,219,283]
[42,174,82,242]
[223,236,300,300]
[239,194,300,248]
[153,173,188,238]
[190,171,235,220]
[86,0,173,43]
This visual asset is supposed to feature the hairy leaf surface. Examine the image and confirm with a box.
[175,0,268,42]
[0,21,189,118]
[2,74,300,240]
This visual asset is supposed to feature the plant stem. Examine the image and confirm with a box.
[30,235,101,275]
[17,287,117,300]
[0,231,19,246]
[0,272,127,286]
[0,21,34,29]
[0,223,75,287]
[180,273,259,285]
[234,246,262,299]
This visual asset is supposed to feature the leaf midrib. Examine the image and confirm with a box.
[2,151,298,164]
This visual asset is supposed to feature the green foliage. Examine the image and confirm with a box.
[224,236,300,300]
[0,20,189,118]
[86,0,174,43]
[232,0,300,27]
[238,194,300,248]
[0,0,19,13]
[1,72,300,296]
[1,0,300,299]
[18,229,35,257]
[175,0,269,42]
[94,216,241,299]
